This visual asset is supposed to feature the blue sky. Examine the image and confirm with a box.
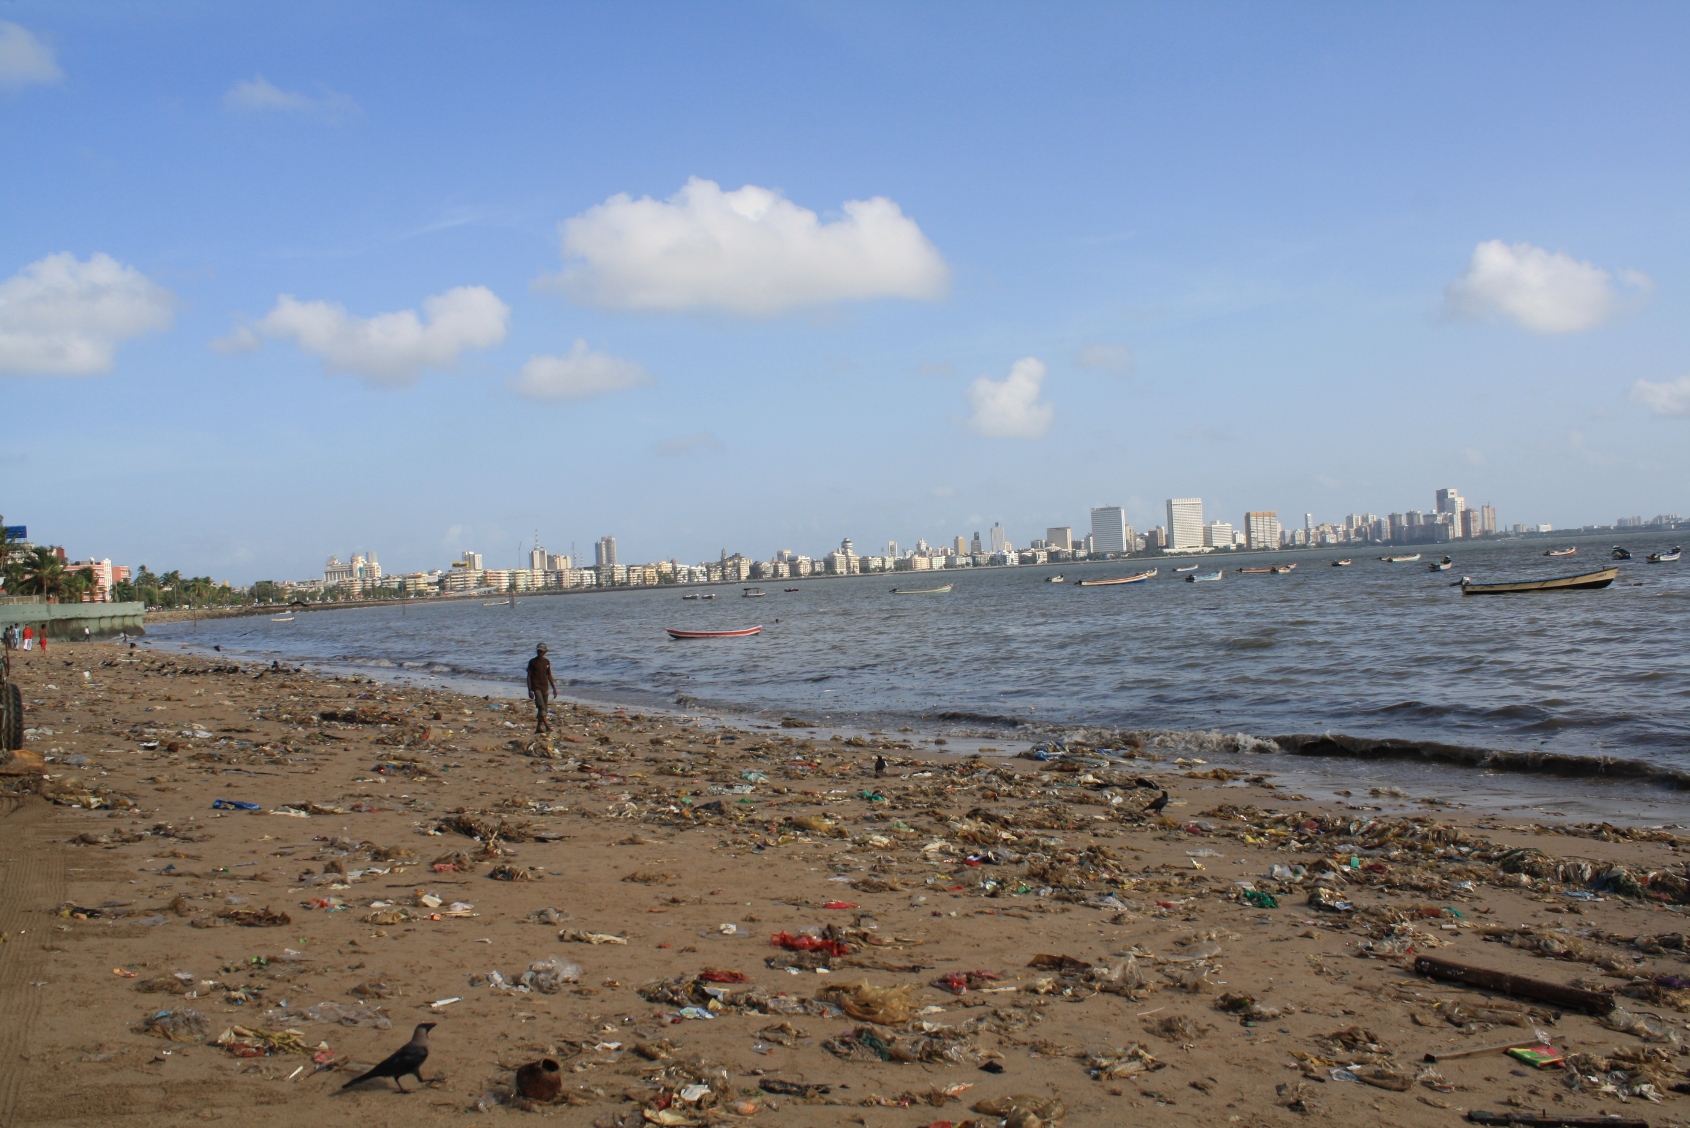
[3,2,1687,580]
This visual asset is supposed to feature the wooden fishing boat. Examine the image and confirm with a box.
[1331,559,1352,567]
[1075,569,1157,587]
[1459,567,1619,595]
[1174,564,1199,573]
[1380,554,1421,563]
[1045,574,1065,583]
[742,587,765,597]
[1238,566,1274,574]
[666,625,763,639]
[270,613,295,622]
[681,594,699,600]
[1612,546,1632,560]
[889,584,954,594]
[1428,556,1453,572]
[1544,547,1577,557]
[1648,547,1682,563]
[699,593,716,600]
[1271,563,1298,573]
[1185,571,1222,583]
[784,587,800,592]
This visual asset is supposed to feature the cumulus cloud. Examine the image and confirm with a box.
[1443,240,1649,333]
[967,357,1053,439]
[224,75,359,121]
[513,339,652,401]
[0,252,175,375]
[1075,343,1134,375]
[653,431,724,457]
[227,286,508,385]
[543,177,949,315]
[0,22,61,89]
[1631,376,1690,418]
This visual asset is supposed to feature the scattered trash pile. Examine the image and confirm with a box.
[480,956,582,995]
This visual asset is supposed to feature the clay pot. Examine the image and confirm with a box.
[515,1057,562,1101]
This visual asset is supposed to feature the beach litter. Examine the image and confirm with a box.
[559,928,627,944]
[1413,955,1615,1013]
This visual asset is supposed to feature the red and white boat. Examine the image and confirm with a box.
[665,625,763,639]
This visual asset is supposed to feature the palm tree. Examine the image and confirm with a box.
[23,547,69,599]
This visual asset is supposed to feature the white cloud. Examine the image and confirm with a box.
[230,286,508,385]
[0,252,175,375]
[223,75,359,121]
[967,357,1053,439]
[653,431,724,457]
[513,339,651,401]
[1075,343,1134,375]
[1443,240,1649,333]
[0,22,61,89]
[1631,376,1690,418]
[544,177,949,314]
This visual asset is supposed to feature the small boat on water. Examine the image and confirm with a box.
[681,594,700,600]
[666,625,763,639]
[1185,571,1222,583]
[270,613,295,622]
[1238,566,1274,574]
[742,587,765,598]
[1045,574,1065,583]
[1174,564,1199,573]
[1545,547,1577,557]
[1076,569,1157,587]
[889,583,954,594]
[1271,564,1297,574]
[784,587,800,592]
[1460,567,1619,595]
[1612,546,1633,560]
[1428,556,1453,572]
[1381,554,1421,563]
[700,593,716,600]
[1648,547,1682,563]
[1331,559,1352,567]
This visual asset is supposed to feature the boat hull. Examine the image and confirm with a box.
[666,626,763,639]
[1460,567,1619,595]
[889,584,953,594]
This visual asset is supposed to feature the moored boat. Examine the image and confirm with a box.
[1380,554,1421,563]
[1238,566,1274,574]
[1648,547,1682,563]
[1428,556,1453,571]
[1331,559,1352,567]
[1075,569,1157,587]
[270,613,295,622]
[1271,563,1297,573]
[1045,574,1065,583]
[1459,567,1619,595]
[784,587,800,592]
[1185,571,1222,583]
[681,594,699,600]
[889,583,954,594]
[1612,546,1633,560]
[666,625,763,639]
[742,587,765,597]
[1545,547,1577,557]
[1174,564,1199,573]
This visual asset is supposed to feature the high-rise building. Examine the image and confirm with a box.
[1165,498,1204,550]
[1089,506,1130,554]
[1304,513,1314,535]
[953,535,968,556]
[887,541,899,558]
[970,531,983,554]
[1436,488,1466,537]
[1045,526,1074,551]
[595,536,618,568]
[529,545,547,571]
[1244,511,1280,551]
[545,553,572,571]
[989,524,1006,553]
[1203,521,1234,548]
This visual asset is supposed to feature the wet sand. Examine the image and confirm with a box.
[3,640,1689,1127]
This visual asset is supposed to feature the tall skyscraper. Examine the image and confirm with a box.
[1165,498,1204,550]
[970,531,983,554]
[989,524,1007,553]
[595,536,618,568]
[953,535,968,556]
[529,544,547,571]
[887,540,899,558]
[1045,526,1073,551]
[1304,513,1314,535]
[1244,511,1280,551]
[1089,506,1129,554]
[1436,487,1466,537]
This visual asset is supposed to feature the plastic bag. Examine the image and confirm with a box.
[817,979,914,1025]
[139,1007,210,1042]
[520,957,582,994]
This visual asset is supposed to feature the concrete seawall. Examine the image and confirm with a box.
[0,600,145,638]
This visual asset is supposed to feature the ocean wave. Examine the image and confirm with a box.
[1269,732,1690,788]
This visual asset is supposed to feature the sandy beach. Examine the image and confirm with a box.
[3,640,1690,1127]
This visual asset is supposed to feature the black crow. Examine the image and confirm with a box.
[874,755,886,776]
[341,1022,435,1092]
[1144,790,1170,814]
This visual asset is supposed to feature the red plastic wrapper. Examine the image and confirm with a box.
[822,900,859,910]
[769,931,851,957]
[698,969,750,983]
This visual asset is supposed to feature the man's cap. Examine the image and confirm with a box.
[536,643,548,653]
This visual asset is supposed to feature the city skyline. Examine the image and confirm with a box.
[3,5,1687,582]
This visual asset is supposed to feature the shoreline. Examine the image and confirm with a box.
[5,641,1690,1125]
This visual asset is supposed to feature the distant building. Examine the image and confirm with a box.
[456,551,484,571]
[595,537,617,568]
[546,552,572,571]
[1045,526,1073,551]
[989,524,1007,553]
[325,552,382,589]
[886,541,898,558]
[1089,506,1130,554]
[1435,488,1466,537]
[826,537,860,575]
[1244,511,1280,551]
[65,558,130,602]
[953,535,968,556]
[1203,521,1234,548]
[1144,526,1166,550]
[970,531,983,554]
[1165,498,1204,551]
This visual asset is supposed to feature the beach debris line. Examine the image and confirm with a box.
[1412,955,1615,1014]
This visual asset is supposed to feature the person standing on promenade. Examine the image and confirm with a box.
[526,643,557,734]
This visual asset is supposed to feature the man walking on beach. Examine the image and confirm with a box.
[527,643,557,734]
